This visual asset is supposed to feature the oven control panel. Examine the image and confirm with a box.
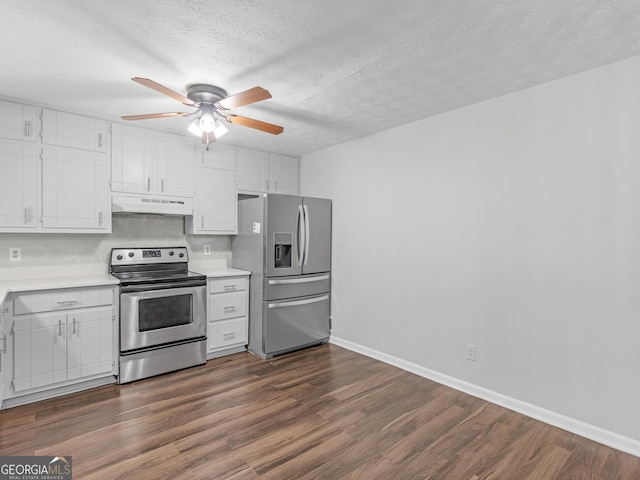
[110,247,189,265]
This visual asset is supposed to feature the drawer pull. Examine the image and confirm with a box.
[56,300,79,306]
[223,285,237,290]
[223,306,236,312]
[223,332,237,340]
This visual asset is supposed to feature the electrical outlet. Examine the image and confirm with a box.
[466,344,476,361]
[204,245,211,255]
[9,247,22,261]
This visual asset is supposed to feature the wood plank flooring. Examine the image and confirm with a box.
[1,343,639,479]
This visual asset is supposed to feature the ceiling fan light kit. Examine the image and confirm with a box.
[122,77,283,148]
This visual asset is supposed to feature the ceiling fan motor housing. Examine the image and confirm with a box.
[186,84,228,106]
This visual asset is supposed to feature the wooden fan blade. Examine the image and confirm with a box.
[227,115,284,135]
[216,86,272,110]
[131,77,196,106]
[201,132,217,144]
[121,112,190,121]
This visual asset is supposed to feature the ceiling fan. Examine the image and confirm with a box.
[122,77,284,147]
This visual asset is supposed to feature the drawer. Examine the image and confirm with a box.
[13,287,113,315]
[208,317,247,351]
[209,291,247,321]
[208,276,248,294]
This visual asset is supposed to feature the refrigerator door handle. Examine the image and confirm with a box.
[303,204,310,266]
[268,295,329,309]
[268,274,330,285]
[297,204,305,266]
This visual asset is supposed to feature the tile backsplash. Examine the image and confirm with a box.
[0,213,231,269]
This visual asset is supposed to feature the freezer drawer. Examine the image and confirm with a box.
[263,293,330,355]
[263,273,330,301]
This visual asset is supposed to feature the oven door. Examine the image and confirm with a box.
[120,285,206,352]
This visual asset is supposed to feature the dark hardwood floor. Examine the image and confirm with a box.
[1,343,639,479]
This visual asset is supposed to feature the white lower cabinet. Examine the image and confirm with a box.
[4,286,116,401]
[207,276,249,357]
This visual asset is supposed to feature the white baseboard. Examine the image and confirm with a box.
[330,336,640,458]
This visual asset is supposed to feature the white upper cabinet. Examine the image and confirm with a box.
[268,153,299,195]
[41,146,110,231]
[110,123,156,194]
[0,139,38,229]
[111,124,196,199]
[155,131,196,198]
[187,166,237,235]
[236,147,270,192]
[201,142,236,171]
[236,146,299,195]
[41,109,108,153]
[0,100,38,142]
[186,142,237,234]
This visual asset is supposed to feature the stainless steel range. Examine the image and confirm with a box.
[109,247,207,384]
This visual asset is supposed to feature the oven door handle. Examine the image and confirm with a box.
[120,280,206,293]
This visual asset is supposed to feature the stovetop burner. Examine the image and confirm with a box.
[109,247,205,286]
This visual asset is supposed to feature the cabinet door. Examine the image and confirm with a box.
[41,109,108,153]
[67,307,113,380]
[201,142,236,170]
[41,146,110,231]
[0,100,38,142]
[192,167,237,234]
[156,132,196,197]
[111,123,156,194]
[236,147,269,192]
[0,317,4,406]
[269,153,299,195]
[13,313,67,392]
[0,139,37,228]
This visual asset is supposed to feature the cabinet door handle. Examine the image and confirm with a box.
[97,132,103,148]
[274,180,278,192]
[58,320,63,336]
[72,318,77,335]
[98,210,104,226]
[223,306,236,312]
[27,206,32,223]
[201,216,204,229]
[264,179,269,191]
[24,120,31,137]
[147,177,151,192]
[161,179,164,193]
[223,332,237,340]
[1,333,6,354]
[223,284,237,291]
[24,207,29,225]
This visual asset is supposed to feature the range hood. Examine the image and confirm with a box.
[112,194,194,216]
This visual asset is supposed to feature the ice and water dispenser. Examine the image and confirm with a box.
[274,233,292,268]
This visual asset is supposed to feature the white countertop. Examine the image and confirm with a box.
[189,260,251,278]
[0,261,251,307]
[0,264,119,307]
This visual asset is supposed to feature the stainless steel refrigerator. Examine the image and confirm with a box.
[232,194,332,359]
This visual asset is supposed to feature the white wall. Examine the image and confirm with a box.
[300,55,640,444]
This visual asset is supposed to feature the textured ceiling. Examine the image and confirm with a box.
[1,1,640,157]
